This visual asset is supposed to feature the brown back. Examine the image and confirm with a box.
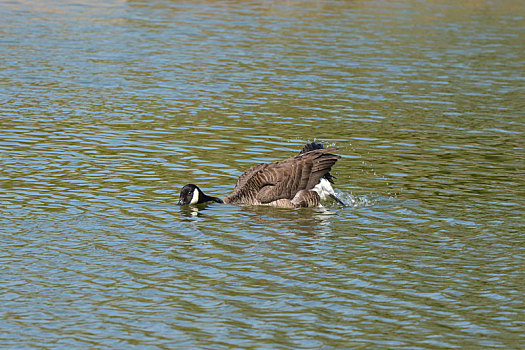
[225,148,340,204]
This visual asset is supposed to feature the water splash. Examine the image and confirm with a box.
[332,189,398,208]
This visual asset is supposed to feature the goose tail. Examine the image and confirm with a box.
[298,141,325,154]
[299,141,338,184]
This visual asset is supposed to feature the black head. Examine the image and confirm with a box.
[177,184,223,206]
[178,184,200,205]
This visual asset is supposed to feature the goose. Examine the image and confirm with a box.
[177,141,345,208]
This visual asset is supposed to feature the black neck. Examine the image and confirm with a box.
[203,194,223,204]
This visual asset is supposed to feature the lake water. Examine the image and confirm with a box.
[1,0,524,348]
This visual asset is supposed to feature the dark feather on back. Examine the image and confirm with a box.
[299,141,325,154]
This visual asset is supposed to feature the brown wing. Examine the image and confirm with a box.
[224,162,270,204]
[232,162,269,191]
[226,148,340,204]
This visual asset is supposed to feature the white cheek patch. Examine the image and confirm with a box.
[190,189,200,204]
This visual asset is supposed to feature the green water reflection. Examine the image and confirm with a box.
[1,0,523,348]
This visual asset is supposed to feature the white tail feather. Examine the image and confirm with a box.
[313,178,336,201]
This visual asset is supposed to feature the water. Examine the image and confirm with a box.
[1,0,524,348]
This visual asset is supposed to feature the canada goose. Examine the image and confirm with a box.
[178,141,345,208]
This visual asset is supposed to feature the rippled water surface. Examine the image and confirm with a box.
[1,0,524,348]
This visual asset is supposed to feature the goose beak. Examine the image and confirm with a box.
[329,193,347,207]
